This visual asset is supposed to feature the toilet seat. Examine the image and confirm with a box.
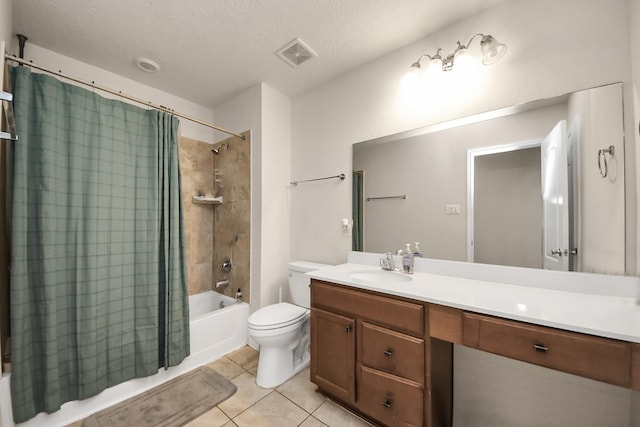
[248,303,308,331]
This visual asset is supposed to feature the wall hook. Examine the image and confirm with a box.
[597,145,614,178]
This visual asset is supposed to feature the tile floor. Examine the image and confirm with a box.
[186,346,374,427]
[69,346,374,427]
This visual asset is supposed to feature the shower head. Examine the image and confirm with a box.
[211,143,228,156]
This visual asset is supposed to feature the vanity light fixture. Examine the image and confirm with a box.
[410,33,507,73]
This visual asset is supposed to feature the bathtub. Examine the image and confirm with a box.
[188,292,249,362]
[0,291,249,427]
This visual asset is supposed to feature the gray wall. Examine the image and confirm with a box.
[474,147,542,268]
[353,103,565,260]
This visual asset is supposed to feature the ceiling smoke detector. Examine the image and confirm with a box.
[276,38,317,68]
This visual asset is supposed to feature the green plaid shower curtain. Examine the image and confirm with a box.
[9,66,190,423]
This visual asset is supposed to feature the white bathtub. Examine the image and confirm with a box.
[188,292,249,362]
[0,291,249,427]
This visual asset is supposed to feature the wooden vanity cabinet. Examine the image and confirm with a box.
[311,278,640,426]
[310,279,430,427]
[310,307,356,404]
[632,344,640,391]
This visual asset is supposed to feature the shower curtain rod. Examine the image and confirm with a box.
[4,54,246,140]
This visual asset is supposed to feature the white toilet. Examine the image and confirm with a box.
[248,260,330,388]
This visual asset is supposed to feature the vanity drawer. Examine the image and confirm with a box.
[463,312,632,387]
[311,280,424,336]
[429,304,463,344]
[358,365,423,427]
[360,321,425,384]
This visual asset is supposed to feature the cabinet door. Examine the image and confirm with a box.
[310,308,356,403]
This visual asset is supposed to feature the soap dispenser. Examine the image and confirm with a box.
[413,242,423,258]
[402,243,414,274]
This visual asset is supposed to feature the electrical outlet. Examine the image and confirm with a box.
[445,204,461,215]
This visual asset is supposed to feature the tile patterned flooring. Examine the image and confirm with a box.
[69,346,374,427]
[187,346,374,427]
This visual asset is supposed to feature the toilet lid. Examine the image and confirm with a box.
[248,303,308,329]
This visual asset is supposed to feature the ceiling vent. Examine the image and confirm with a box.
[276,38,317,68]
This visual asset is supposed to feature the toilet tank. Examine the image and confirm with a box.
[288,261,332,309]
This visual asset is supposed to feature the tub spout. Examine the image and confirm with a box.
[215,279,230,288]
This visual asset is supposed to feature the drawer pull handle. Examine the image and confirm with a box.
[345,325,353,334]
[383,349,393,358]
[382,399,392,409]
[533,343,548,353]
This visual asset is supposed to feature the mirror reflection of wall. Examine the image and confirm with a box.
[352,83,625,275]
[569,86,625,275]
[472,146,542,269]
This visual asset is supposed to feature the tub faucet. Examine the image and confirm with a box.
[380,252,399,271]
[215,279,230,288]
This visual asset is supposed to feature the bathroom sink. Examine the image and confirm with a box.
[348,269,412,284]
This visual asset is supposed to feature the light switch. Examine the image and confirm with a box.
[445,204,461,215]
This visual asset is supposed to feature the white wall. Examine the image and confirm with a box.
[213,83,292,311]
[0,0,11,53]
[291,0,636,425]
[291,0,634,266]
[213,84,263,313]
[628,0,640,422]
[259,85,291,306]
[630,0,640,274]
[7,44,216,144]
[569,84,626,275]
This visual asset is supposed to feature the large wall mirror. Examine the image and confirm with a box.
[352,83,625,275]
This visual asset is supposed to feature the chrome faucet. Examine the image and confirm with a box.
[379,252,399,271]
[215,279,230,288]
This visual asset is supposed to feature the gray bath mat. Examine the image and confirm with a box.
[83,366,236,427]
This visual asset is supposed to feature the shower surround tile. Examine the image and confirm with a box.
[179,136,215,296]
[179,132,250,302]
[213,132,251,304]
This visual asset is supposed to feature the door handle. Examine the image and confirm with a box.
[550,249,563,256]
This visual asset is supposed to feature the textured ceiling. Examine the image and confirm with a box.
[12,0,505,109]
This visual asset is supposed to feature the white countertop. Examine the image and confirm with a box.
[308,256,640,343]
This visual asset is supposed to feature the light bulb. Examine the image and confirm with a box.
[480,35,507,65]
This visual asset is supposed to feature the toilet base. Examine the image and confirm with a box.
[255,347,310,388]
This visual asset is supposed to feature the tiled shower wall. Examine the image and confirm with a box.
[212,132,251,303]
[179,136,215,295]
[178,132,251,302]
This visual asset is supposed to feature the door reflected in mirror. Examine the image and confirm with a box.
[352,83,625,275]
